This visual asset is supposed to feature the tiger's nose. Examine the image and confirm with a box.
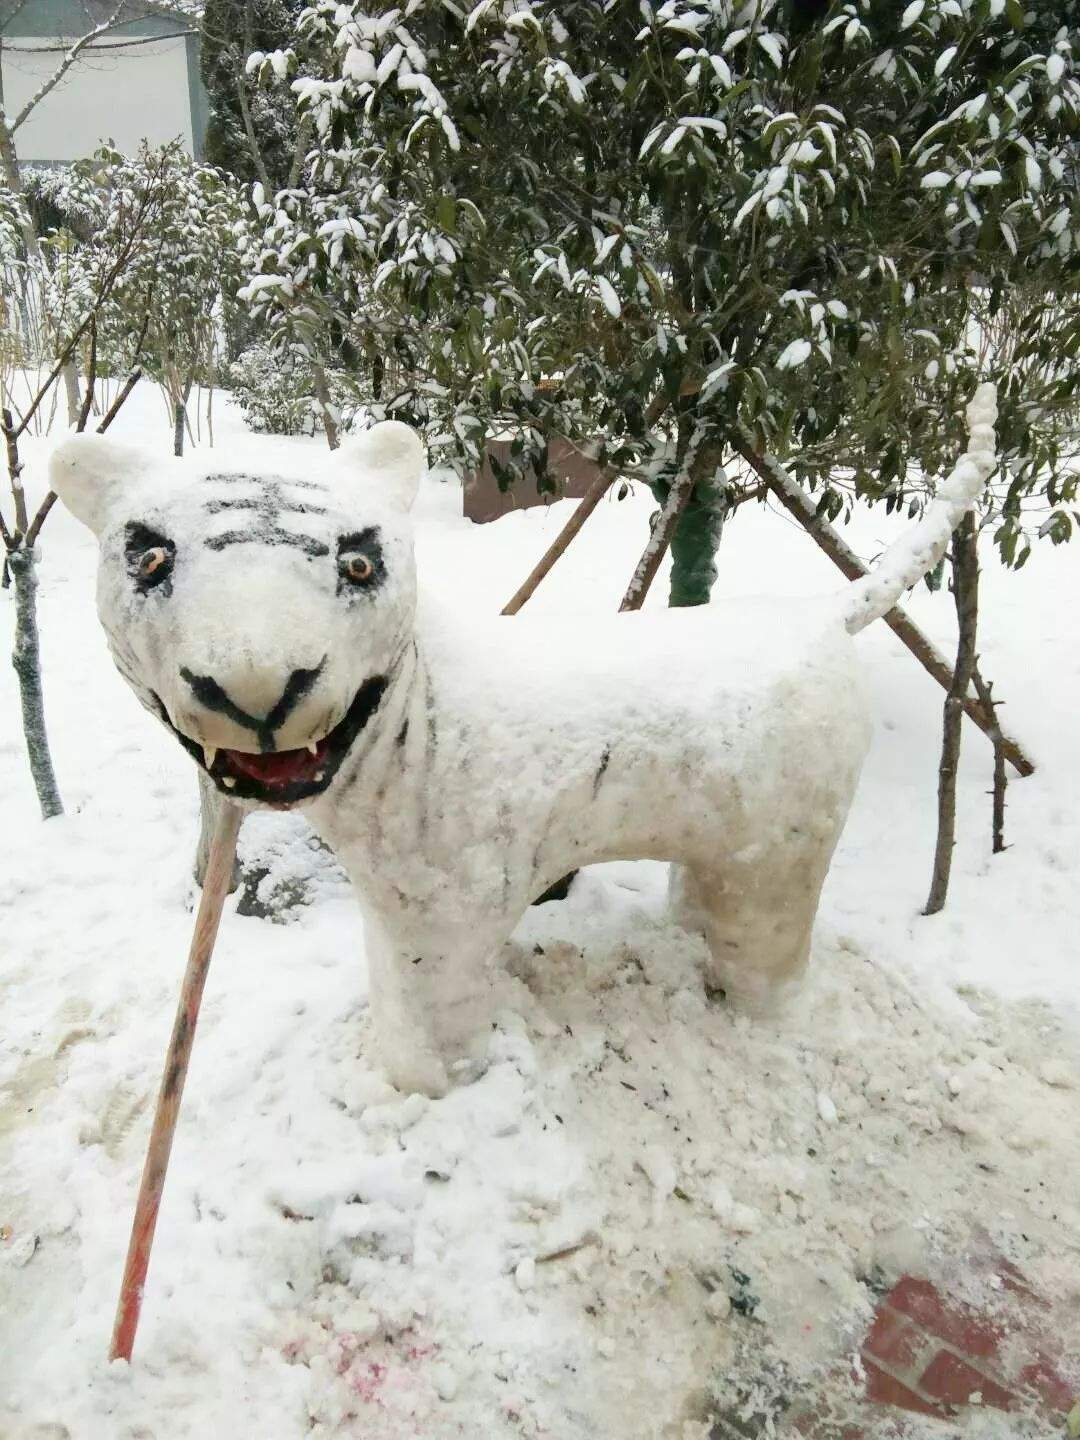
[179,658,326,751]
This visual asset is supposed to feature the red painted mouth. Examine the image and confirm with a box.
[223,738,331,790]
[155,675,389,808]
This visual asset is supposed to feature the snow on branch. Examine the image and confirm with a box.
[842,383,998,636]
[7,0,130,135]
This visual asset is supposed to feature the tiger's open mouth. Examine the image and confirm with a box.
[154,675,388,808]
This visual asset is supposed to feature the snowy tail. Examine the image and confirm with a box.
[842,383,998,636]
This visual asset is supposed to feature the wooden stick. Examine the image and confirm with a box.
[109,801,243,1363]
[499,396,675,615]
[501,468,613,615]
[734,436,1035,778]
[618,467,695,611]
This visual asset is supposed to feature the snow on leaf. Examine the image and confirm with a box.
[763,165,789,199]
[934,47,957,78]
[595,234,620,265]
[465,0,496,31]
[700,361,735,397]
[596,276,621,318]
[1025,156,1042,191]
[776,338,812,370]
[1046,54,1066,85]
[970,170,1002,187]
[732,190,764,231]
[757,33,785,70]
[639,125,666,158]
[900,0,924,27]
[921,171,953,189]
[343,46,376,84]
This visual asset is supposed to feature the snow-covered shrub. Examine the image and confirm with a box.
[0,185,28,367]
[229,341,355,436]
[51,144,247,439]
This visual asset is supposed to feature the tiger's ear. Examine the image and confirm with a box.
[50,434,148,537]
[340,421,425,512]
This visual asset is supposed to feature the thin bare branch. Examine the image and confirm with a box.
[76,313,98,433]
[97,368,142,433]
[230,43,273,195]
[7,0,129,134]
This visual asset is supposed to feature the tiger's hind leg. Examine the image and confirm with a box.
[669,826,841,1010]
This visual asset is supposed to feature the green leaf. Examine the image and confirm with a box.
[435,195,457,232]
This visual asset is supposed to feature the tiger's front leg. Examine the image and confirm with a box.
[361,905,509,1097]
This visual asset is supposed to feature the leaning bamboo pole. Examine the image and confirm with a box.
[109,802,243,1362]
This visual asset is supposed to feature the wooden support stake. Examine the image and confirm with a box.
[501,468,613,615]
[109,802,243,1363]
[618,468,695,612]
[734,436,1035,779]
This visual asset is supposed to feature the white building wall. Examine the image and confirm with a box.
[1,37,194,162]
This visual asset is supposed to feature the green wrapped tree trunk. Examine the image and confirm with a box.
[649,468,728,608]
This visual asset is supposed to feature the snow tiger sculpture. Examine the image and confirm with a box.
[50,385,997,1096]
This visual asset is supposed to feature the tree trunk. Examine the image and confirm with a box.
[621,438,723,612]
[194,770,240,892]
[924,515,979,916]
[649,464,728,608]
[311,363,340,450]
[173,377,193,457]
[62,361,82,427]
[8,547,62,818]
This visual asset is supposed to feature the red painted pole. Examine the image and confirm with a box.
[109,802,243,1362]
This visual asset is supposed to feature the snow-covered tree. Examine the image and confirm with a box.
[2,147,178,819]
[241,0,1076,601]
[50,145,247,450]
[201,0,308,192]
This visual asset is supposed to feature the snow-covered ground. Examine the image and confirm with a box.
[1,387,1078,1438]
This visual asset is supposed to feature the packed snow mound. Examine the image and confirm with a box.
[2,859,1078,1439]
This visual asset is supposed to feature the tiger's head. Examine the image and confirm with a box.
[51,422,425,808]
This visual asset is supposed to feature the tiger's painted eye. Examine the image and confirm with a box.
[341,553,374,585]
[138,547,172,579]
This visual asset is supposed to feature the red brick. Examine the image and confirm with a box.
[886,1276,1002,1359]
[862,1307,929,1371]
[995,1256,1047,1308]
[863,1359,949,1417]
[919,1350,1014,1410]
[1017,1358,1076,1412]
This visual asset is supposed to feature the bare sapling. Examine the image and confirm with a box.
[925,513,980,915]
[1,157,169,817]
[973,667,1007,854]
